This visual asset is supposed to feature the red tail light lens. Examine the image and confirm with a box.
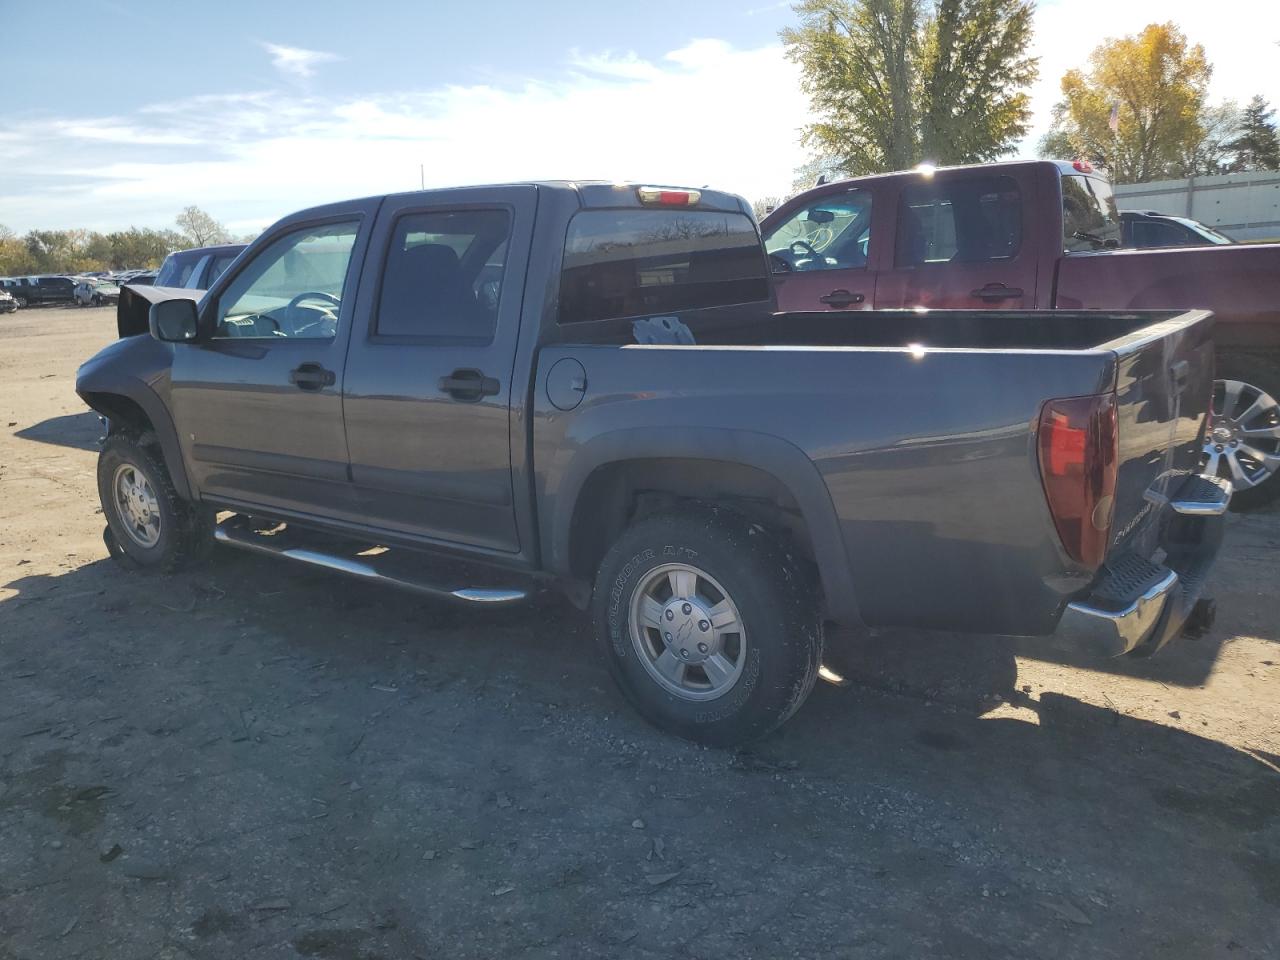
[1037,393,1118,568]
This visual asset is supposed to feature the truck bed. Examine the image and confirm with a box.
[535,308,1215,637]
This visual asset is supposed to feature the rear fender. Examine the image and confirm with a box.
[549,427,862,625]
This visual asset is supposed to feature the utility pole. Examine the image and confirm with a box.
[420,164,425,190]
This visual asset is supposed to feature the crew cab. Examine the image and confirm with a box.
[77,181,1228,745]
[762,160,1280,508]
[155,243,247,291]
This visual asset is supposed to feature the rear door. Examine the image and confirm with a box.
[762,185,879,311]
[874,169,1037,309]
[169,204,376,519]
[341,186,537,552]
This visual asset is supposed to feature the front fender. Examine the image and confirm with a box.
[76,335,192,501]
[547,426,862,626]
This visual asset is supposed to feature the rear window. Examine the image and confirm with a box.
[1062,175,1121,252]
[156,251,202,287]
[559,209,769,325]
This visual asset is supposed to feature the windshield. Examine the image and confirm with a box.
[1173,217,1234,245]
[156,250,203,287]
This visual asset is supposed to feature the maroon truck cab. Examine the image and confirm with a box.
[761,160,1280,508]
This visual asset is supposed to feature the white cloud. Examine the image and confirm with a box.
[0,39,809,232]
[259,41,341,80]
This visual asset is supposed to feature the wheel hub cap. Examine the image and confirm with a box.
[629,562,746,702]
[1203,378,1280,492]
[113,464,161,548]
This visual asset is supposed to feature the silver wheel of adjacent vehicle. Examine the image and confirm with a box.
[1204,378,1280,491]
[628,562,746,702]
[112,463,162,548]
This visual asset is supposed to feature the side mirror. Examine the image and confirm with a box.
[149,298,200,343]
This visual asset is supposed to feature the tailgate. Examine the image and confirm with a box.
[1104,309,1215,559]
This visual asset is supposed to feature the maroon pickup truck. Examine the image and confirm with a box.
[761,160,1280,508]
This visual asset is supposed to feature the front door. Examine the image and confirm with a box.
[169,206,376,520]
[341,186,536,552]
[762,186,878,312]
[873,170,1036,309]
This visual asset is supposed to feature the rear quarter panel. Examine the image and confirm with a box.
[534,343,1116,635]
[1055,244,1280,351]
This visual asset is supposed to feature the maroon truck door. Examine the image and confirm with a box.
[873,168,1038,309]
[762,184,880,312]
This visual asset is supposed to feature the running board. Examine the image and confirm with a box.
[213,516,530,606]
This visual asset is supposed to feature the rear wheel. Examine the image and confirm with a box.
[592,508,822,746]
[1205,354,1280,510]
[97,434,213,572]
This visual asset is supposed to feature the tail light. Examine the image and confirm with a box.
[1037,393,1118,568]
[637,187,701,207]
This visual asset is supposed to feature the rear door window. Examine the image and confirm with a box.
[1131,219,1192,248]
[374,209,511,342]
[559,209,769,324]
[896,176,1022,266]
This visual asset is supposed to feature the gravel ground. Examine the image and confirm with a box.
[1,307,1278,959]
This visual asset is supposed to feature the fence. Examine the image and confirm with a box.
[1113,170,1280,242]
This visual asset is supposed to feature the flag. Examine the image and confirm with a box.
[1108,102,1120,133]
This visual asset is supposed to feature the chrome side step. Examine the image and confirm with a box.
[214,516,529,606]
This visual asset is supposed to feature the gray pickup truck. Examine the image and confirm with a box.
[77,181,1229,745]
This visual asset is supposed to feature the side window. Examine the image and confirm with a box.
[1062,175,1121,252]
[1131,220,1190,248]
[763,190,872,273]
[896,175,1022,266]
[375,209,511,341]
[214,221,359,340]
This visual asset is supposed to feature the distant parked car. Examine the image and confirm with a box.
[1119,210,1235,248]
[0,276,76,307]
[0,287,17,313]
[74,279,122,307]
[113,270,158,287]
[155,243,247,291]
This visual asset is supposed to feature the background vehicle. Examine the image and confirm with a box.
[77,182,1226,745]
[762,160,1280,508]
[0,288,17,314]
[74,279,121,307]
[155,243,247,291]
[1120,210,1235,248]
[0,275,76,307]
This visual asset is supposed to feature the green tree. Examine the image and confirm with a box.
[782,0,1037,176]
[1041,22,1211,184]
[1226,95,1280,172]
[175,205,231,247]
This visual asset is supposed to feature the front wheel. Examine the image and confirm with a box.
[1205,354,1280,511]
[97,434,212,572]
[593,508,822,747]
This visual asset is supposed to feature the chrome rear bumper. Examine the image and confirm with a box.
[1057,473,1229,658]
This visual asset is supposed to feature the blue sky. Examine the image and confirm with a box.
[2,0,1276,234]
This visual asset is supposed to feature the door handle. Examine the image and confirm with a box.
[438,368,500,402]
[289,362,335,390]
[819,289,866,307]
[970,284,1024,302]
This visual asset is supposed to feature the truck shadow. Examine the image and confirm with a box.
[13,411,101,452]
[3,551,1278,954]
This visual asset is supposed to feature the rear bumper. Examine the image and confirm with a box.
[1055,474,1230,658]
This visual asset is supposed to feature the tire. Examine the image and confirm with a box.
[97,433,213,572]
[14,296,26,308]
[592,507,822,747]
[1209,353,1280,511]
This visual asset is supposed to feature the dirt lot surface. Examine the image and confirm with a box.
[2,307,1278,959]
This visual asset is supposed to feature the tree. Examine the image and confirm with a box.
[782,0,1037,176]
[175,206,231,247]
[1181,102,1241,177]
[752,197,784,220]
[1226,95,1280,172]
[1041,23,1211,184]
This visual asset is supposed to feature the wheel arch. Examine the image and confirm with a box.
[550,427,862,625]
[80,385,193,501]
